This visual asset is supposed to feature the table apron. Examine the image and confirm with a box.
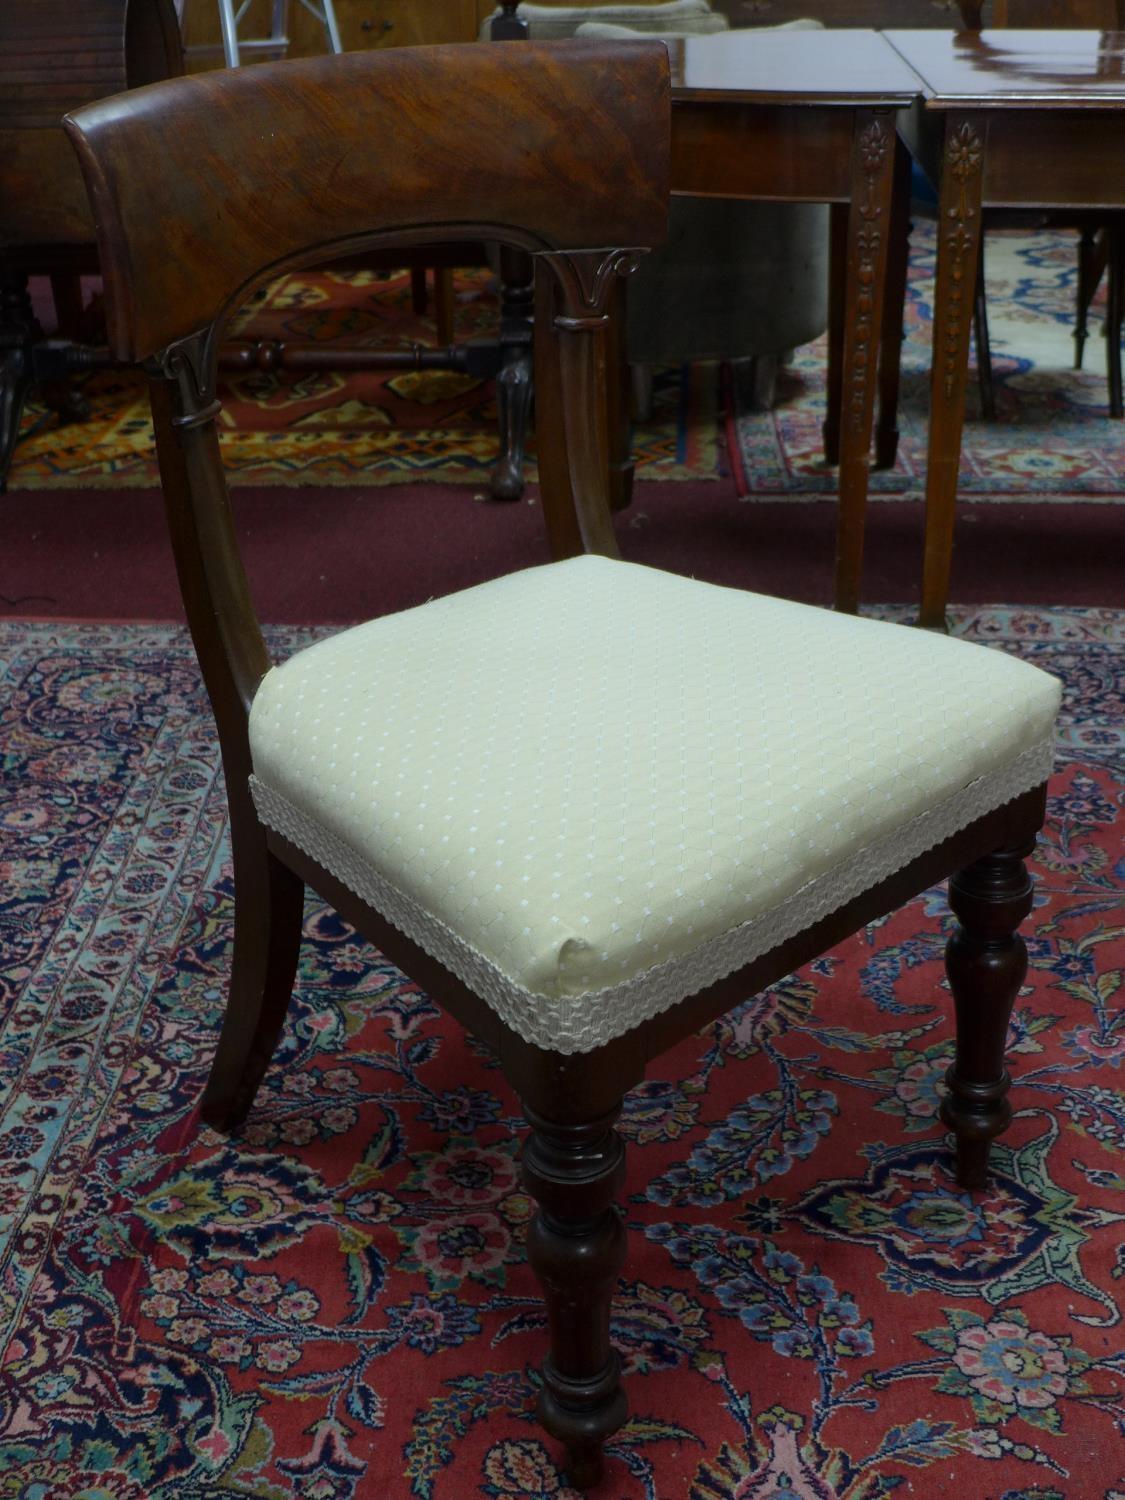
[981,112,1125,210]
[671,103,862,202]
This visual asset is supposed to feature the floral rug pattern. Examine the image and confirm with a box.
[0,608,1123,1497]
[731,225,1125,502]
[11,266,718,491]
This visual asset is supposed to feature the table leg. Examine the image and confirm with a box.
[920,115,985,631]
[823,202,848,467]
[491,246,535,501]
[833,109,896,614]
[875,134,911,471]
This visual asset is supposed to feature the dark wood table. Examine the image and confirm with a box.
[663,29,922,611]
[885,28,1125,627]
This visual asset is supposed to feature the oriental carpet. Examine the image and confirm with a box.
[9,265,717,491]
[0,608,1123,1498]
[12,226,1125,504]
[730,227,1125,503]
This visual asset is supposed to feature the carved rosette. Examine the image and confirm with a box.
[846,117,891,436]
[940,120,984,401]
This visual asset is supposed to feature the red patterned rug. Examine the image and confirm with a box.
[1,607,1122,1497]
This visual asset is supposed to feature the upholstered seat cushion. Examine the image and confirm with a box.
[248,557,1059,1053]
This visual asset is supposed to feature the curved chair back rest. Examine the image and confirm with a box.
[63,40,669,361]
[60,41,670,807]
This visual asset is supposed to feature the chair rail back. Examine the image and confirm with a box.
[63,39,670,361]
[59,41,669,812]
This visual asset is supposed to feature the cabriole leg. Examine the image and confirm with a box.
[940,838,1035,1190]
[522,1102,628,1490]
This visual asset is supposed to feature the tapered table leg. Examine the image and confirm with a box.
[920,115,985,631]
[833,109,896,614]
[875,135,911,471]
[823,201,848,467]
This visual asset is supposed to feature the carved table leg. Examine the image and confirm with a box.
[833,109,896,614]
[522,1102,628,1489]
[0,270,38,494]
[874,135,911,471]
[920,115,985,631]
[823,201,848,467]
[490,245,535,501]
[940,838,1035,1190]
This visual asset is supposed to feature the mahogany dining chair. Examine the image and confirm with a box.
[65,40,1060,1488]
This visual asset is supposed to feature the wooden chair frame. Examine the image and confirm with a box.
[66,40,1047,1489]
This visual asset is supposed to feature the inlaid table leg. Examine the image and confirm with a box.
[833,109,896,614]
[920,115,985,630]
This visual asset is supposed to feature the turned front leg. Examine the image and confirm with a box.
[522,1103,628,1490]
[940,839,1035,1190]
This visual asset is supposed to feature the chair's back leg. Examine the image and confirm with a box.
[201,835,305,1131]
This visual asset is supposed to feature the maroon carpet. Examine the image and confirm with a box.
[1,481,1122,621]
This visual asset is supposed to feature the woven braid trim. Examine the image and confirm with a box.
[249,736,1052,1054]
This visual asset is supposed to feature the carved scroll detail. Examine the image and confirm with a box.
[940,120,983,401]
[846,119,890,436]
[144,327,221,429]
[539,248,647,331]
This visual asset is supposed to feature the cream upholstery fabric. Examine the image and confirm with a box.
[478,1,728,40]
[248,558,1059,1053]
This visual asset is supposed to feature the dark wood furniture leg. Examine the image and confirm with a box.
[0,270,37,494]
[833,110,896,614]
[522,1096,629,1489]
[491,245,535,500]
[941,837,1035,1190]
[972,233,996,420]
[875,134,911,471]
[823,200,848,467]
[920,116,985,631]
[1106,224,1124,419]
[1074,223,1099,371]
[201,836,305,1131]
[50,271,86,340]
[433,266,455,347]
[41,272,94,425]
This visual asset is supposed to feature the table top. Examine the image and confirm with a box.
[669,27,923,107]
[886,29,1125,106]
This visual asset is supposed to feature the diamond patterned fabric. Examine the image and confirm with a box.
[248,557,1059,1051]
